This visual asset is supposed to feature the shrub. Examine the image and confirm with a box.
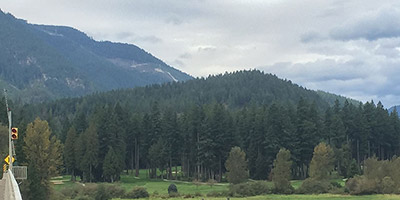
[229,181,271,197]
[380,176,396,194]
[168,192,180,198]
[95,184,111,200]
[81,184,98,197]
[125,186,149,199]
[329,187,346,194]
[330,181,343,188]
[297,178,331,194]
[60,184,83,199]
[105,184,125,198]
[168,183,178,194]
[345,176,378,195]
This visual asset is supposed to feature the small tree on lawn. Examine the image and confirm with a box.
[225,146,249,184]
[309,142,334,180]
[272,148,294,193]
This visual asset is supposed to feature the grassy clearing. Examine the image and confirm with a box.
[53,170,391,200]
[52,169,229,195]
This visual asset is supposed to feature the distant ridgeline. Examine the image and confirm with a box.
[389,105,400,115]
[0,10,192,103]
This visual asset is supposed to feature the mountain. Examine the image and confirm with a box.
[316,90,360,106]
[17,70,358,122]
[389,105,400,114]
[0,10,192,103]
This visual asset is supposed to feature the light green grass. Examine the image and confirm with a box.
[53,169,229,195]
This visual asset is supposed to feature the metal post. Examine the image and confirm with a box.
[8,110,12,171]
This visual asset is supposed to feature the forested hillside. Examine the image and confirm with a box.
[6,70,399,184]
[0,10,191,103]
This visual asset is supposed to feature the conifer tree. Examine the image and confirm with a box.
[309,142,334,180]
[64,126,77,181]
[103,146,119,182]
[82,122,99,182]
[23,118,63,200]
[272,148,293,194]
[225,146,249,184]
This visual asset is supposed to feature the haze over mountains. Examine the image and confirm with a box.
[0,10,192,103]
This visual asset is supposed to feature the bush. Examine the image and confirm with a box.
[345,176,378,195]
[60,184,83,199]
[229,181,271,197]
[124,186,149,199]
[380,176,396,194]
[168,183,178,194]
[330,181,343,188]
[297,178,331,194]
[81,184,98,197]
[105,184,125,198]
[95,184,111,200]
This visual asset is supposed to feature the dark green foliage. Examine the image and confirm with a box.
[103,147,120,182]
[167,183,178,194]
[229,181,272,197]
[64,127,77,180]
[124,187,149,199]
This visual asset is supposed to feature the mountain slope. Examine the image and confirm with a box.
[22,70,338,119]
[0,11,191,103]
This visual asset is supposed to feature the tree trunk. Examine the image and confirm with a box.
[357,139,360,171]
[175,165,178,180]
[89,165,92,183]
[218,155,222,182]
[135,138,140,177]
[368,141,371,158]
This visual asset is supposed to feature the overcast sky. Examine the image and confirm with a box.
[2,0,400,107]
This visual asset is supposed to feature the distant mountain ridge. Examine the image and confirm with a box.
[23,70,359,122]
[0,10,192,103]
[389,105,400,114]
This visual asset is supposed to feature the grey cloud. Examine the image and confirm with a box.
[330,6,400,41]
[260,57,400,107]
[179,53,192,59]
[198,46,217,52]
[134,35,162,44]
[300,31,324,43]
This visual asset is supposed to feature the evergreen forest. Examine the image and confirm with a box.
[4,70,399,185]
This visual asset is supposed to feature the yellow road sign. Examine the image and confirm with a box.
[4,155,15,164]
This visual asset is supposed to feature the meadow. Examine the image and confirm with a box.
[51,169,400,200]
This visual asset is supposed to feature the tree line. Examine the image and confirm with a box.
[12,97,396,183]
